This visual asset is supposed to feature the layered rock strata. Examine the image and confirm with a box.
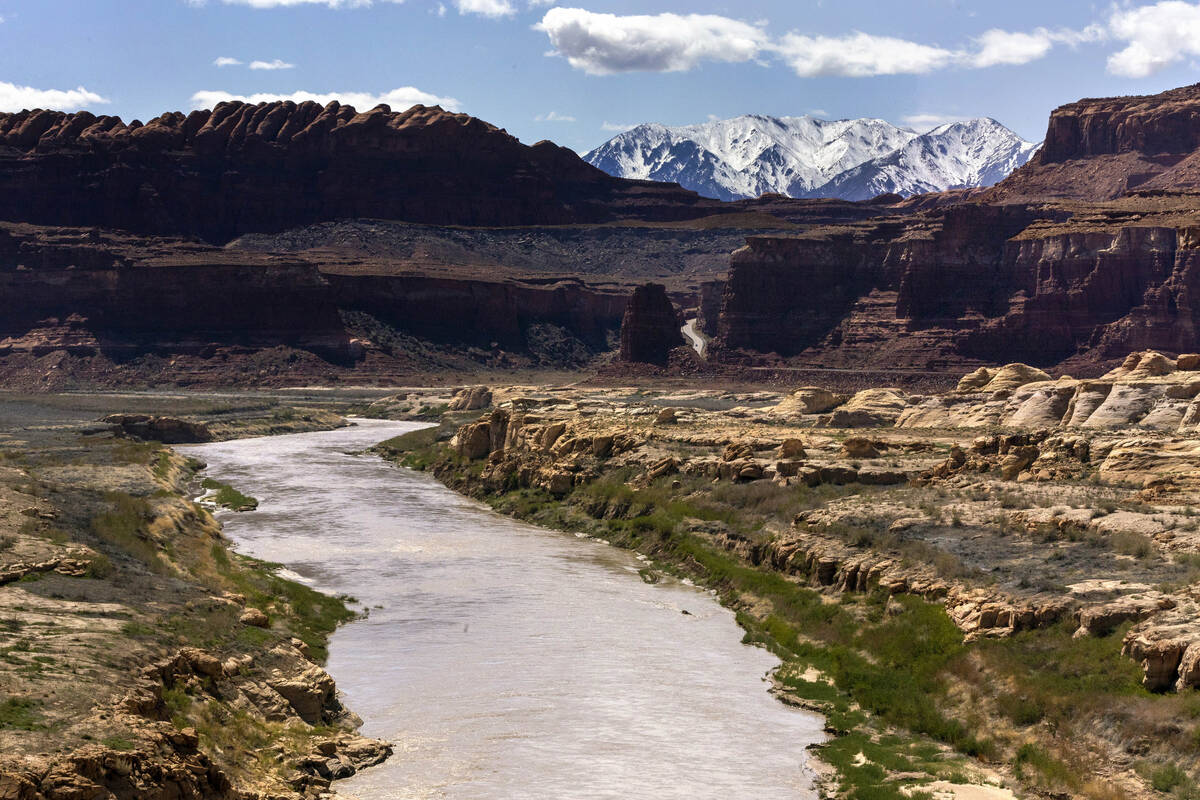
[618,283,685,365]
[0,102,725,242]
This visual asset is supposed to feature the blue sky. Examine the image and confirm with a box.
[3,1,1200,152]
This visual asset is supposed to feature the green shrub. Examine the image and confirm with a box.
[1150,762,1189,793]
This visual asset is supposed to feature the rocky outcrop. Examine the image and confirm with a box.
[0,222,629,384]
[696,279,725,337]
[102,414,214,443]
[895,351,1200,445]
[325,270,626,355]
[449,386,493,411]
[768,387,846,419]
[1122,604,1200,691]
[0,638,391,800]
[712,205,1200,370]
[990,83,1200,201]
[707,86,1200,371]
[713,204,1047,366]
[618,283,685,365]
[0,102,725,242]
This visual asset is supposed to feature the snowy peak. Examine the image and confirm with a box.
[810,118,1042,201]
[584,114,1039,202]
[585,115,917,201]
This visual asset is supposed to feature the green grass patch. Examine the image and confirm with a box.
[90,492,168,574]
[101,735,136,751]
[200,478,258,512]
[0,697,40,730]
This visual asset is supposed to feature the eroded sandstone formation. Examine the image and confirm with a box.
[0,222,629,385]
[618,283,685,365]
[990,82,1200,201]
[0,102,726,242]
[418,355,1200,693]
[712,204,1200,370]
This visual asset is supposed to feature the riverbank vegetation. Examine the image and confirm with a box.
[0,399,380,798]
[378,432,1200,800]
[200,477,260,511]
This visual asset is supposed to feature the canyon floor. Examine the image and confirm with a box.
[5,359,1200,800]
[0,391,396,800]
[372,357,1200,800]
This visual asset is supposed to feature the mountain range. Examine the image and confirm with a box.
[584,114,1040,202]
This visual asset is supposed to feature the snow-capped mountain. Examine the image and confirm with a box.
[808,118,1042,201]
[584,115,1040,202]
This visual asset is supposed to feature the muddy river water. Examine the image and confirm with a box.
[184,419,824,799]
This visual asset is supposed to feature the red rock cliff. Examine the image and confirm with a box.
[0,102,721,242]
[991,83,1200,200]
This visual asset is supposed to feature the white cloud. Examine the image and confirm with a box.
[1107,1,1200,78]
[535,7,1107,79]
[808,108,829,117]
[969,29,1053,68]
[433,2,446,15]
[773,32,957,77]
[190,86,460,111]
[213,56,243,67]
[901,112,973,130]
[969,25,1105,68]
[249,58,296,70]
[536,111,576,122]
[534,8,768,74]
[601,121,635,131]
[455,0,514,17]
[0,81,109,112]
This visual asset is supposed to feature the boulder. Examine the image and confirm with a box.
[269,664,337,725]
[722,442,755,461]
[820,388,909,428]
[841,437,879,459]
[857,468,907,485]
[449,386,492,411]
[771,387,845,417]
[778,438,806,458]
[456,422,493,460]
[1177,353,1200,371]
[240,608,270,628]
[999,445,1039,479]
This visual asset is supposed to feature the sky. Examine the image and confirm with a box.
[4,1,1200,152]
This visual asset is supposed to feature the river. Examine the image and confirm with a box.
[184,419,824,799]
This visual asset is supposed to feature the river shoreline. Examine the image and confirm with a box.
[372,404,1035,800]
[188,419,828,799]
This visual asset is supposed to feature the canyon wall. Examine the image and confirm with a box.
[0,102,722,242]
[0,223,628,379]
[713,205,1200,371]
[990,82,1200,200]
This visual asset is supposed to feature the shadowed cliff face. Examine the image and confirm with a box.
[712,205,1200,371]
[618,283,684,366]
[0,223,629,383]
[0,101,723,242]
